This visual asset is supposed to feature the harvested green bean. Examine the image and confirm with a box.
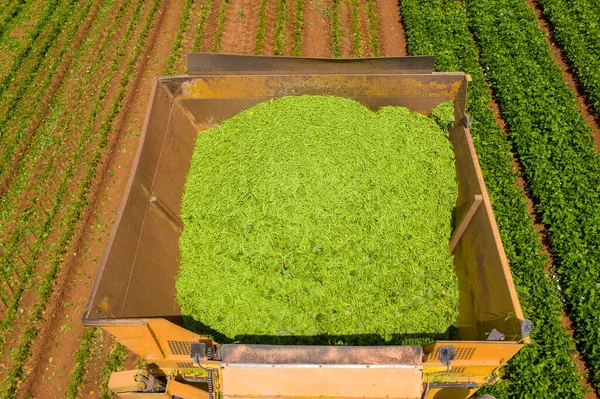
[178,96,458,345]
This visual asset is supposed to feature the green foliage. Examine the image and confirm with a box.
[0,0,99,182]
[429,101,454,132]
[365,0,380,56]
[536,0,600,115]
[164,0,193,75]
[99,344,128,399]
[0,0,60,98]
[274,0,288,55]
[465,0,600,387]
[291,0,304,56]
[330,0,341,57]
[401,0,588,396]
[349,0,362,57]
[178,96,459,345]
[0,0,162,396]
[191,0,213,52]
[65,328,103,399]
[254,0,268,55]
[211,0,229,53]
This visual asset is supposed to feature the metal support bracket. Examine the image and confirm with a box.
[449,194,483,253]
[150,195,183,230]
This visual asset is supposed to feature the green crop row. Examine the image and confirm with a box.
[65,328,103,398]
[0,0,61,98]
[0,0,95,185]
[349,0,361,57]
[330,0,341,57]
[535,0,600,116]
[465,0,600,386]
[0,0,161,396]
[365,0,379,56]
[273,0,288,55]
[0,0,127,345]
[164,0,193,75]
[291,0,304,56]
[191,0,213,53]
[401,0,588,397]
[254,0,268,55]
[0,0,101,345]
[211,0,229,53]
[0,0,32,39]
[99,344,128,399]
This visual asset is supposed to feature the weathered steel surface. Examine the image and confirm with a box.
[220,345,423,366]
[187,53,435,75]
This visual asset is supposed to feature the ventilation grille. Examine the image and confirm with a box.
[455,347,476,360]
[430,346,476,361]
[167,340,193,356]
[177,362,195,368]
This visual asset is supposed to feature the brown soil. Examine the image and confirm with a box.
[526,0,600,151]
[17,1,182,398]
[261,0,278,55]
[0,0,129,386]
[486,71,599,399]
[377,0,405,55]
[338,0,354,57]
[302,0,331,57]
[202,0,224,52]
[221,0,261,54]
[355,0,372,56]
[283,0,297,55]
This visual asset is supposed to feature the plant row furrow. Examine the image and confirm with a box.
[164,0,193,75]
[211,0,229,53]
[0,0,129,296]
[349,0,361,57]
[330,0,342,57]
[273,0,288,55]
[291,0,304,56]
[401,0,588,396]
[535,0,600,116]
[0,0,31,39]
[0,0,92,184]
[0,0,61,98]
[464,0,600,386]
[0,0,161,395]
[191,0,213,53]
[365,0,379,56]
[0,0,128,349]
[254,0,268,54]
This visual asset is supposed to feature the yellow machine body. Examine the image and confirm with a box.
[83,54,528,399]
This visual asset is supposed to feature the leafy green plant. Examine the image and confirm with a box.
[211,0,229,53]
[365,0,379,56]
[0,0,61,98]
[254,0,268,54]
[191,0,213,53]
[99,344,128,399]
[0,0,162,396]
[291,0,304,56]
[535,0,600,116]
[164,0,193,75]
[330,0,341,57]
[401,0,588,396]
[273,0,288,55]
[65,328,103,399]
[465,0,600,387]
[349,0,361,57]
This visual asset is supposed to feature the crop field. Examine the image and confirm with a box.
[0,0,598,398]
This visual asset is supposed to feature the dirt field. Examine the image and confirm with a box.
[1,0,599,398]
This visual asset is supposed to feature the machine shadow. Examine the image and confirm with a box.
[182,315,456,347]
